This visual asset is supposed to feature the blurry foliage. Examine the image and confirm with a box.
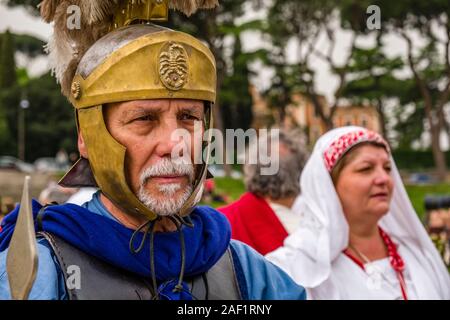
[165,1,262,133]
[341,0,450,180]
[164,1,264,177]
[0,30,16,150]
[0,28,76,161]
[12,33,46,58]
[0,30,17,89]
[342,45,406,138]
[220,35,254,131]
[263,0,353,128]
[394,102,426,150]
[0,71,76,161]
[404,182,450,220]
[4,0,40,15]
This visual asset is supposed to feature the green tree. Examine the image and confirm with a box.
[0,27,74,160]
[0,100,9,149]
[0,30,49,159]
[0,30,17,152]
[25,72,77,160]
[264,0,355,129]
[342,44,405,139]
[0,30,17,89]
[167,1,262,132]
[12,33,46,59]
[341,0,450,181]
[1,72,76,161]
[4,0,41,15]
[394,101,426,150]
[220,35,255,131]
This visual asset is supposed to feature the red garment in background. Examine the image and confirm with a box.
[218,192,288,255]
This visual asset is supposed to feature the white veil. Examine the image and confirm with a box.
[266,126,450,299]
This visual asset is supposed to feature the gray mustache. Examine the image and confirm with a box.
[139,158,194,185]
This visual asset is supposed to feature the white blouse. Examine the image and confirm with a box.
[307,240,443,300]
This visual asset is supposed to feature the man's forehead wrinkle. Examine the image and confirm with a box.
[125,105,200,116]
[168,100,202,112]
[178,105,205,116]
[115,100,204,119]
[120,105,163,118]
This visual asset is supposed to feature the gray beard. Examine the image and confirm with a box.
[137,182,193,216]
[136,158,195,216]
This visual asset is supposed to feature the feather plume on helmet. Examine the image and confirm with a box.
[38,0,219,97]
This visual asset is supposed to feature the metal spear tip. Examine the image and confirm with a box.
[6,175,38,300]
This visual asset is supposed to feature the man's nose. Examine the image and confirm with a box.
[153,118,184,158]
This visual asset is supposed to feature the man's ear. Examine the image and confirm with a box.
[78,132,88,158]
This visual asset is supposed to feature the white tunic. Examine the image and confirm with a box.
[268,202,301,235]
[308,241,443,300]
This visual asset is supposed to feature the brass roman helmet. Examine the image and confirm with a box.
[39,0,219,221]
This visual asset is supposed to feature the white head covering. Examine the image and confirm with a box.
[266,126,450,299]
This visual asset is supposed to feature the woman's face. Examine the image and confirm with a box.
[335,144,393,227]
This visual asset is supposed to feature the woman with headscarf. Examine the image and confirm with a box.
[266,126,450,300]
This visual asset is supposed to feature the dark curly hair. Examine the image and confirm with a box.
[244,129,309,200]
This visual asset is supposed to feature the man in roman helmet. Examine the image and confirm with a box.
[0,0,306,300]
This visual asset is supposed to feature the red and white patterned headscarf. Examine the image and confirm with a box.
[323,129,389,172]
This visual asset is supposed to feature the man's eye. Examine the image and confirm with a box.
[134,115,155,122]
[180,113,199,121]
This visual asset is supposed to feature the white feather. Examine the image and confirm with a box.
[45,32,75,84]
[40,0,220,93]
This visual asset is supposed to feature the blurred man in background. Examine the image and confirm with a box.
[219,130,308,255]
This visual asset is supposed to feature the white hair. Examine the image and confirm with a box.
[137,157,195,216]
